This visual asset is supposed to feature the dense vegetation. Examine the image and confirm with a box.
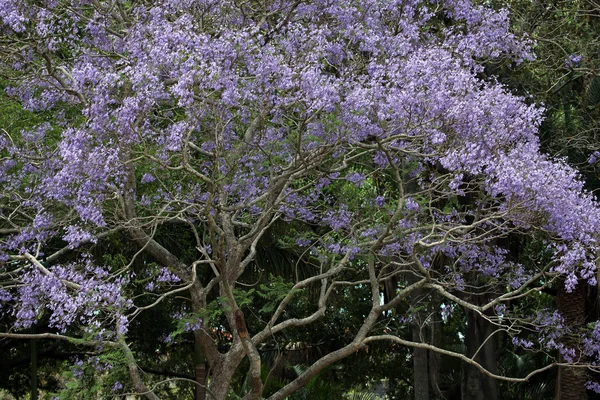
[2,0,600,399]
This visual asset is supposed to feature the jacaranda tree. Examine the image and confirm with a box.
[2,0,600,398]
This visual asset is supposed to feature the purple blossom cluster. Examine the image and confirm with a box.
[565,54,582,69]
[323,204,353,231]
[345,172,366,187]
[529,310,577,360]
[4,257,131,334]
[144,266,182,292]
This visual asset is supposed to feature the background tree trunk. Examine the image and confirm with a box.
[412,317,430,400]
[555,279,587,400]
[195,341,206,400]
[30,324,37,400]
[408,267,430,400]
[462,303,498,400]
[429,291,443,399]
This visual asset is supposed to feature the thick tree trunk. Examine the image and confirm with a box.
[408,273,430,400]
[462,308,497,400]
[429,291,443,399]
[207,342,246,400]
[412,322,430,400]
[555,279,587,400]
[208,360,239,400]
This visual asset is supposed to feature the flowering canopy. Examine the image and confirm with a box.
[1,0,600,397]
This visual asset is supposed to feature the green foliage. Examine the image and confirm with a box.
[289,365,346,400]
[498,351,555,400]
[53,351,128,400]
[345,387,385,399]
[255,275,300,315]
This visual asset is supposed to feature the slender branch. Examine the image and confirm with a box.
[131,261,201,317]
[363,335,559,383]
[11,253,81,290]
[119,337,160,400]
[0,332,117,347]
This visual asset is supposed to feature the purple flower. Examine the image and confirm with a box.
[346,172,365,187]
[323,204,353,231]
[565,54,582,69]
[512,337,534,348]
[495,304,506,318]
[183,318,203,332]
[296,238,311,247]
[141,173,155,183]
[117,314,129,335]
[449,174,463,191]
[586,381,600,394]
[404,198,419,212]
[72,360,84,379]
[156,267,181,283]
[440,303,454,322]
[63,225,97,248]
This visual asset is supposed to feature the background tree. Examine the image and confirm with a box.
[485,1,600,398]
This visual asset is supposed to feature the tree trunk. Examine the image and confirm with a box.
[195,341,206,400]
[462,308,497,400]
[207,343,246,400]
[208,362,238,400]
[30,324,37,400]
[429,291,443,399]
[555,279,587,400]
[410,287,430,400]
[412,323,430,400]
